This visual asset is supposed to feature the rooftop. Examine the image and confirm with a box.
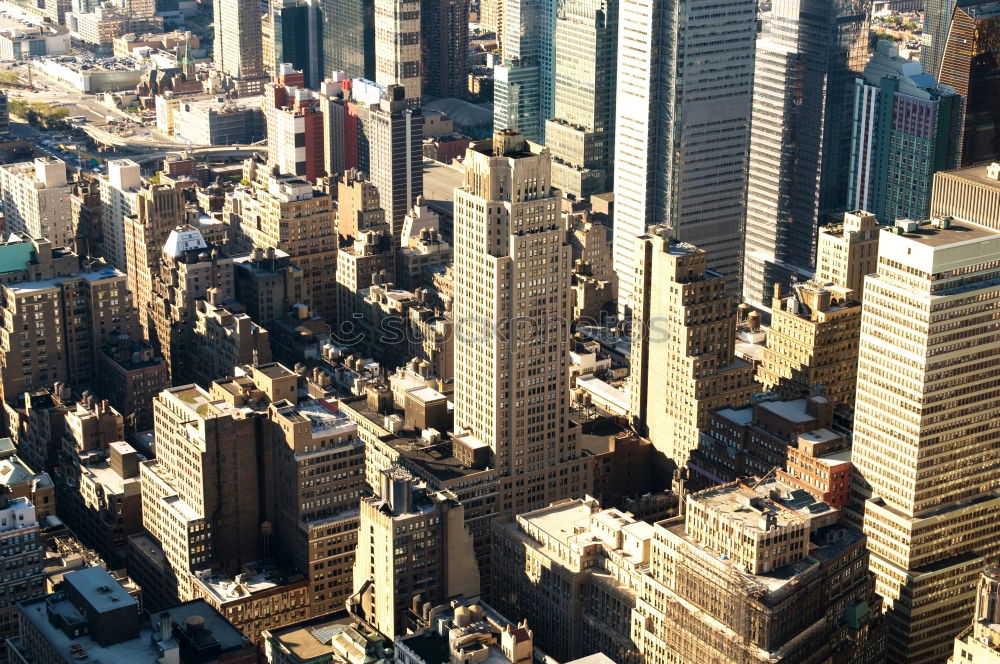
[892,219,1000,248]
[65,566,137,614]
[936,163,1000,191]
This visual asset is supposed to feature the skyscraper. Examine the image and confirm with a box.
[629,229,757,471]
[850,217,1000,663]
[213,0,267,95]
[849,42,964,224]
[320,0,375,80]
[923,0,960,79]
[375,0,422,103]
[543,0,617,199]
[938,1,1000,167]
[273,0,324,89]
[492,0,555,143]
[366,85,424,243]
[743,0,870,311]
[612,0,757,313]
[421,0,470,98]
[452,130,593,517]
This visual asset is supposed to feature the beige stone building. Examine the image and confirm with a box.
[212,0,266,95]
[629,229,757,471]
[0,235,134,405]
[374,0,422,103]
[930,162,1000,230]
[124,181,188,340]
[188,298,272,387]
[452,131,593,518]
[228,163,339,321]
[814,210,881,302]
[140,384,263,603]
[0,158,73,249]
[851,217,1000,664]
[351,466,479,638]
[758,210,879,418]
[151,225,237,383]
[565,209,616,320]
[492,479,884,664]
[948,567,1000,664]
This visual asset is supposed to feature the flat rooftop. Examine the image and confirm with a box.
[66,567,137,614]
[936,164,1000,190]
[894,219,1000,248]
[288,399,356,439]
[342,395,492,483]
[757,398,816,424]
[268,613,357,660]
[423,159,464,219]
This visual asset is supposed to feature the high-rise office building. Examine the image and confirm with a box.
[543,0,616,199]
[320,0,376,80]
[227,161,339,320]
[352,467,479,638]
[140,383,263,603]
[930,161,1000,228]
[452,130,593,517]
[123,181,187,340]
[849,42,964,224]
[375,0,422,103]
[851,217,1000,663]
[99,159,143,271]
[366,85,424,243]
[492,0,555,143]
[0,236,134,405]
[421,0,469,98]
[273,0,324,89]
[923,0,960,79]
[613,0,757,312]
[213,0,267,95]
[938,1,1000,167]
[743,0,870,310]
[629,229,757,471]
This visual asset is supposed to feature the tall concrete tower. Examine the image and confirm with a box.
[213,0,267,95]
[452,130,593,517]
[851,217,1000,663]
[612,0,757,314]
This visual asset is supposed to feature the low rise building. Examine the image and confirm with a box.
[0,437,55,520]
[187,563,310,642]
[263,613,391,664]
[492,478,885,664]
[10,566,256,664]
[395,597,534,664]
[166,95,266,146]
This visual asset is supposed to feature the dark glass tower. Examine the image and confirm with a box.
[320,0,376,80]
[274,0,324,88]
[938,1,1000,166]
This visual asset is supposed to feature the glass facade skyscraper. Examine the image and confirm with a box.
[612,0,757,312]
[320,0,376,80]
[742,0,870,311]
[492,0,555,143]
